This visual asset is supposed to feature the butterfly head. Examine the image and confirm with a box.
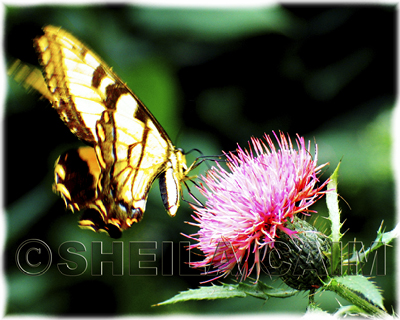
[174,148,189,179]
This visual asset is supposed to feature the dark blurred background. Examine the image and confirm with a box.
[4,4,396,316]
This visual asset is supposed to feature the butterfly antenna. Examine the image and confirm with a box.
[185,148,229,171]
[174,126,185,146]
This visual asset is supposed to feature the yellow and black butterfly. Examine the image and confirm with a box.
[9,25,197,238]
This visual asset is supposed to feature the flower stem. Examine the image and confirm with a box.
[308,289,316,306]
[325,278,388,317]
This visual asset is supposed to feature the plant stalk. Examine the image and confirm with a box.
[325,278,388,317]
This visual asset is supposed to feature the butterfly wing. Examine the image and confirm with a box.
[33,26,188,236]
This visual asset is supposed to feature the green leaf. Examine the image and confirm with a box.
[155,281,297,306]
[326,162,343,242]
[334,305,369,317]
[379,223,400,244]
[326,162,343,273]
[333,275,384,310]
[155,284,246,306]
[237,281,298,299]
[305,304,331,316]
[344,222,399,267]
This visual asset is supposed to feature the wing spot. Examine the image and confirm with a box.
[103,111,110,123]
[54,163,66,181]
[96,123,106,142]
[95,145,107,169]
[105,84,129,110]
[92,65,107,89]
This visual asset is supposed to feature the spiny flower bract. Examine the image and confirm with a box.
[186,132,329,282]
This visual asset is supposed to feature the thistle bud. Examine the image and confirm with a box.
[271,217,331,291]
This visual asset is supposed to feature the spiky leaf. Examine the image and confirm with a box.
[345,222,399,267]
[237,281,298,299]
[155,281,297,306]
[333,275,384,310]
[334,305,369,317]
[326,162,343,272]
[155,284,245,306]
[379,222,400,245]
[306,304,331,316]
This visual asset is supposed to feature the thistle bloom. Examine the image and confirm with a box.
[186,132,329,282]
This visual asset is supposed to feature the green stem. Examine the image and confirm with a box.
[325,278,388,317]
[309,289,315,305]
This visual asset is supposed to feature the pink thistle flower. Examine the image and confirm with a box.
[186,132,329,282]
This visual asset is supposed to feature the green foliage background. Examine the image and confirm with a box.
[5,4,396,316]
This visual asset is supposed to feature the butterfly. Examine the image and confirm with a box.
[9,25,197,238]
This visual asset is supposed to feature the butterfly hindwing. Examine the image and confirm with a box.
[30,25,191,237]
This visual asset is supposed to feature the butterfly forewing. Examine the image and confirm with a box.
[32,25,191,237]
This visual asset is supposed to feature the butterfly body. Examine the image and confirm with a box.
[19,25,193,237]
